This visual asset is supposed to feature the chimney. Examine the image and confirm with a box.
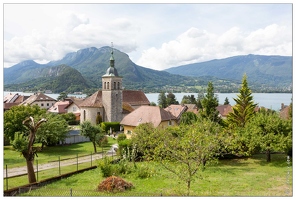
[281,103,284,110]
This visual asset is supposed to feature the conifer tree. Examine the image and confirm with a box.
[200,82,220,123]
[227,74,257,127]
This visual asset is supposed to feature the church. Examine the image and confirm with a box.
[79,47,150,125]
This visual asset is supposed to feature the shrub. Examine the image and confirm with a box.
[97,135,108,147]
[117,133,127,143]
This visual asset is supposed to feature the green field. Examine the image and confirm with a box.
[3,140,293,196]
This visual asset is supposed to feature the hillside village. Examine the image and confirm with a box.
[3,47,291,141]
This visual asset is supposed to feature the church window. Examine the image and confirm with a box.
[83,110,86,121]
[107,82,109,89]
[114,82,116,89]
[104,82,106,89]
[118,82,120,89]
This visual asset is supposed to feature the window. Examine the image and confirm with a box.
[41,103,44,107]
[73,106,77,112]
[107,82,109,89]
[104,82,106,89]
[168,121,172,126]
[127,130,132,135]
[118,82,120,89]
[114,82,116,89]
[47,103,49,106]
[83,110,86,121]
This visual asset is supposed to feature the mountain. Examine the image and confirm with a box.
[165,54,292,88]
[4,47,292,93]
[4,65,90,93]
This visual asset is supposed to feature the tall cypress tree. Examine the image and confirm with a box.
[227,74,257,128]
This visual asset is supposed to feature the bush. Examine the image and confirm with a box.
[97,136,108,147]
[98,157,114,177]
[136,164,155,179]
[117,133,127,143]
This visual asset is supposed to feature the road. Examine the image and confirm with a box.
[3,144,118,178]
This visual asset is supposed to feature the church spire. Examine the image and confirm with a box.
[110,42,115,68]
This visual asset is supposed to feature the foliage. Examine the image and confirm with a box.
[131,123,157,161]
[80,121,104,153]
[200,82,220,123]
[166,92,179,105]
[227,74,257,128]
[57,92,68,101]
[179,111,198,125]
[245,110,292,162]
[153,118,224,196]
[4,105,46,142]
[196,92,204,109]
[117,133,127,143]
[181,94,197,105]
[224,97,230,105]
[101,122,121,134]
[158,91,167,108]
[36,113,69,148]
[61,112,78,125]
[11,132,29,154]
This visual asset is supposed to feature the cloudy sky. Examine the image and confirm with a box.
[3,2,293,71]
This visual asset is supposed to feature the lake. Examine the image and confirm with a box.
[3,91,292,111]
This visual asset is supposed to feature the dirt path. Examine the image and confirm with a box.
[3,144,118,178]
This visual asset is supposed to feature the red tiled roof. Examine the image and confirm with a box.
[165,104,188,119]
[120,106,176,127]
[20,93,56,105]
[79,90,150,108]
[216,104,233,117]
[48,101,71,113]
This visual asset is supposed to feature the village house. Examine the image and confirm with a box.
[3,93,30,111]
[79,47,150,125]
[120,105,177,139]
[164,104,188,124]
[279,103,291,119]
[216,104,233,119]
[17,92,56,110]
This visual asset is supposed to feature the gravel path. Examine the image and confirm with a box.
[3,144,118,178]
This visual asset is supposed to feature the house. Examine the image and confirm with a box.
[64,97,85,121]
[79,47,150,125]
[165,104,188,124]
[120,105,177,139]
[48,97,85,121]
[279,103,291,119]
[20,92,56,110]
[216,104,233,119]
[184,104,198,114]
[3,93,30,111]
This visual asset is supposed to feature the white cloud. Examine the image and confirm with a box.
[136,24,292,70]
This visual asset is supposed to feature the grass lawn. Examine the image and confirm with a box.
[19,153,293,197]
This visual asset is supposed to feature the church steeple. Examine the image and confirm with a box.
[103,42,119,77]
[110,42,115,68]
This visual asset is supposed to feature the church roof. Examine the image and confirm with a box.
[79,90,150,108]
[79,91,103,107]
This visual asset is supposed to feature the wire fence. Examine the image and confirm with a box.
[3,151,117,191]
[11,186,166,197]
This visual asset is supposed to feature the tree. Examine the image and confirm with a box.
[12,117,47,183]
[158,91,167,108]
[181,95,197,105]
[200,82,220,123]
[196,92,204,109]
[61,112,77,125]
[180,111,198,125]
[36,113,69,149]
[4,105,46,142]
[153,118,223,196]
[57,92,68,101]
[224,97,230,105]
[227,74,257,128]
[80,121,104,153]
[166,92,179,105]
[246,110,292,162]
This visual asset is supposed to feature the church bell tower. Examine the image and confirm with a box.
[102,43,123,122]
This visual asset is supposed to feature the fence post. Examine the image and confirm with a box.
[70,188,72,196]
[59,156,61,175]
[36,160,38,182]
[76,154,78,171]
[91,152,92,167]
[6,164,8,190]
